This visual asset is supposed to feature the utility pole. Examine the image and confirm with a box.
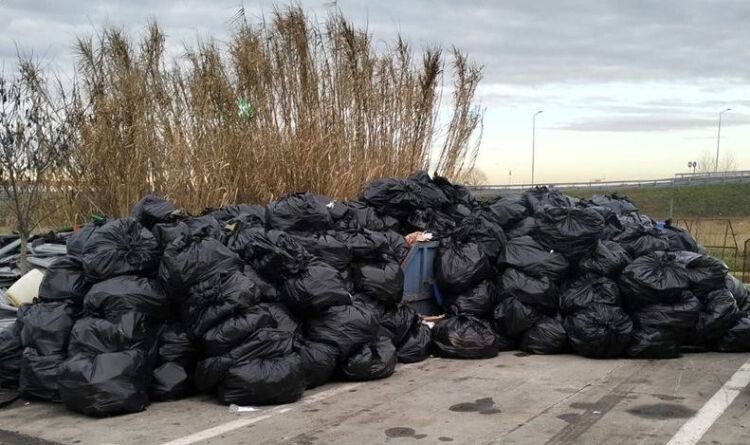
[532,110,543,185]
[715,108,731,173]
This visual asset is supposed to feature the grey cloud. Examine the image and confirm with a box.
[556,113,750,132]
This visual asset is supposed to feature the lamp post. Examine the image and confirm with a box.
[715,108,731,173]
[531,110,543,185]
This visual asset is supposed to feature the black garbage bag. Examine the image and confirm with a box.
[201,306,276,357]
[362,178,421,218]
[334,229,390,261]
[157,324,195,368]
[444,280,497,317]
[498,268,558,312]
[331,200,400,232]
[436,241,493,294]
[662,221,701,253]
[627,327,681,359]
[19,302,76,355]
[522,186,577,213]
[564,305,633,359]
[586,205,625,240]
[726,274,750,312]
[693,289,740,344]
[619,251,690,307]
[486,194,527,227]
[266,192,333,233]
[613,226,670,258]
[67,220,107,258]
[82,218,161,282]
[151,362,192,402]
[19,349,65,401]
[245,267,280,303]
[431,315,498,359]
[505,217,537,239]
[59,349,150,416]
[130,195,179,229]
[578,240,632,277]
[282,260,351,314]
[206,204,266,224]
[589,193,638,215]
[352,258,403,306]
[559,276,620,315]
[397,324,432,363]
[67,313,154,357]
[160,235,244,290]
[716,316,750,352]
[304,302,380,358]
[339,336,397,381]
[257,303,301,335]
[493,297,541,338]
[154,217,225,250]
[379,304,420,347]
[0,323,22,389]
[408,171,451,208]
[152,221,190,249]
[452,212,507,260]
[232,229,308,279]
[216,353,306,406]
[182,271,259,339]
[495,331,516,351]
[290,231,352,271]
[630,291,702,341]
[519,316,569,355]
[498,236,569,280]
[675,251,728,293]
[296,338,338,388]
[38,256,90,305]
[406,208,457,233]
[85,276,169,321]
[384,230,409,262]
[536,206,604,260]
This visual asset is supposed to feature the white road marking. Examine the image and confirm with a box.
[160,383,363,445]
[666,359,750,445]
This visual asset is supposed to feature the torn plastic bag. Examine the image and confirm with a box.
[379,304,420,347]
[444,280,497,317]
[559,276,620,315]
[498,268,558,312]
[85,276,169,321]
[505,217,537,239]
[352,258,404,307]
[564,305,633,359]
[619,251,690,307]
[662,222,701,253]
[436,241,493,294]
[613,226,670,258]
[397,323,432,363]
[303,302,379,358]
[536,206,604,260]
[339,336,397,381]
[693,289,740,344]
[282,260,351,314]
[160,235,244,290]
[38,256,90,305]
[182,271,259,338]
[493,297,541,338]
[290,231,351,271]
[674,251,728,293]
[578,240,632,277]
[201,306,276,357]
[67,220,106,258]
[19,302,75,355]
[217,352,305,406]
[266,192,333,233]
[452,212,507,260]
[431,315,498,359]
[295,338,338,388]
[486,194,527,227]
[629,291,701,341]
[82,218,161,282]
[130,195,179,229]
[589,193,638,215]
[498,236,569,280]
[627,327,681,359]
[716,316,750,352]
[19,348,65,401]
[519,316,568,355]
[0,323,22,389]
[151,361,192,401]
[726,274,750,312]
[334,229,390,261]
[59,349,150,416]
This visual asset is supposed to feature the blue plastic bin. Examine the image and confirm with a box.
[401,241,443,315]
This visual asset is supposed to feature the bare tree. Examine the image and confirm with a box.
[0,60,71,273]
[697,150,738,174]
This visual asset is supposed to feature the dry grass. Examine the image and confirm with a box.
[60,6,483,221]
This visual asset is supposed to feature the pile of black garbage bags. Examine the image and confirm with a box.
[0,171,748,418]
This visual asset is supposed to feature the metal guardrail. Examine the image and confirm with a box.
[471,170,750,192]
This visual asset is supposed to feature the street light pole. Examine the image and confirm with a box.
[532,110,543,185]
[715,108,731,173]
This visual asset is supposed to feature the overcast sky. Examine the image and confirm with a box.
[1,0,748,184]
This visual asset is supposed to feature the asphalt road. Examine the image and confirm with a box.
[0,352,748,445]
